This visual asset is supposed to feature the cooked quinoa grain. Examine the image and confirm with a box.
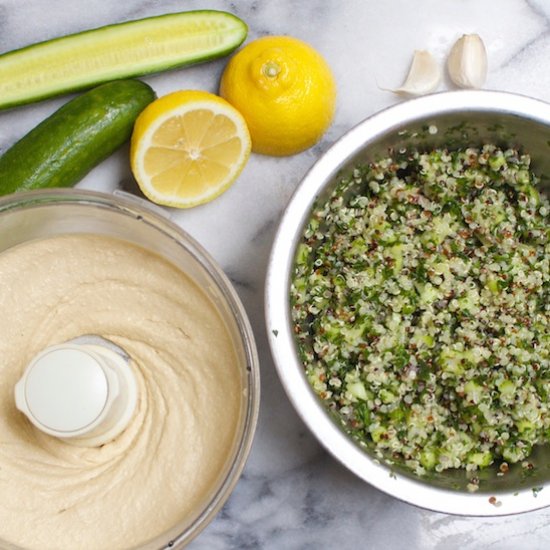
[291,145,549,485]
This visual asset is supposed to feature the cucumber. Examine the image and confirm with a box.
[0,80,155,194]
[0,10,247,110]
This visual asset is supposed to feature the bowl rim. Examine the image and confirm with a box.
[265,90,550,516]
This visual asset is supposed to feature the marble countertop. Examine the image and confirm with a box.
[2,1,550,549]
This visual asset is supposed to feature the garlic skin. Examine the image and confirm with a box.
[393,50,441,96]
[447,34,488,89]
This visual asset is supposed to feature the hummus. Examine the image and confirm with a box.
[0,234,244,550]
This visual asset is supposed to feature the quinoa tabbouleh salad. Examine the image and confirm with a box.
[291,144,549,490]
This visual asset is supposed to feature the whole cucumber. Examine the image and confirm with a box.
[0,79,155,195]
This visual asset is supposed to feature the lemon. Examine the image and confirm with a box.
[130,90,251,208]
[219,36,336,156]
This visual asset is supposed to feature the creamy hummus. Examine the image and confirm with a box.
[0,234,244,550]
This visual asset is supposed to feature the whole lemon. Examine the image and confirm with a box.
[219,35,336,156]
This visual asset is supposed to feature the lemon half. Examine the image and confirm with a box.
[130,90,251,208]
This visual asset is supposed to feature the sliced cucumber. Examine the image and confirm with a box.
[0,10,247,110]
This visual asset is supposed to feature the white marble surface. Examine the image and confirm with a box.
[2,1,550,549]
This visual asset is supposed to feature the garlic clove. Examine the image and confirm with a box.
[392,50,441,96]
[447,34,488,89]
